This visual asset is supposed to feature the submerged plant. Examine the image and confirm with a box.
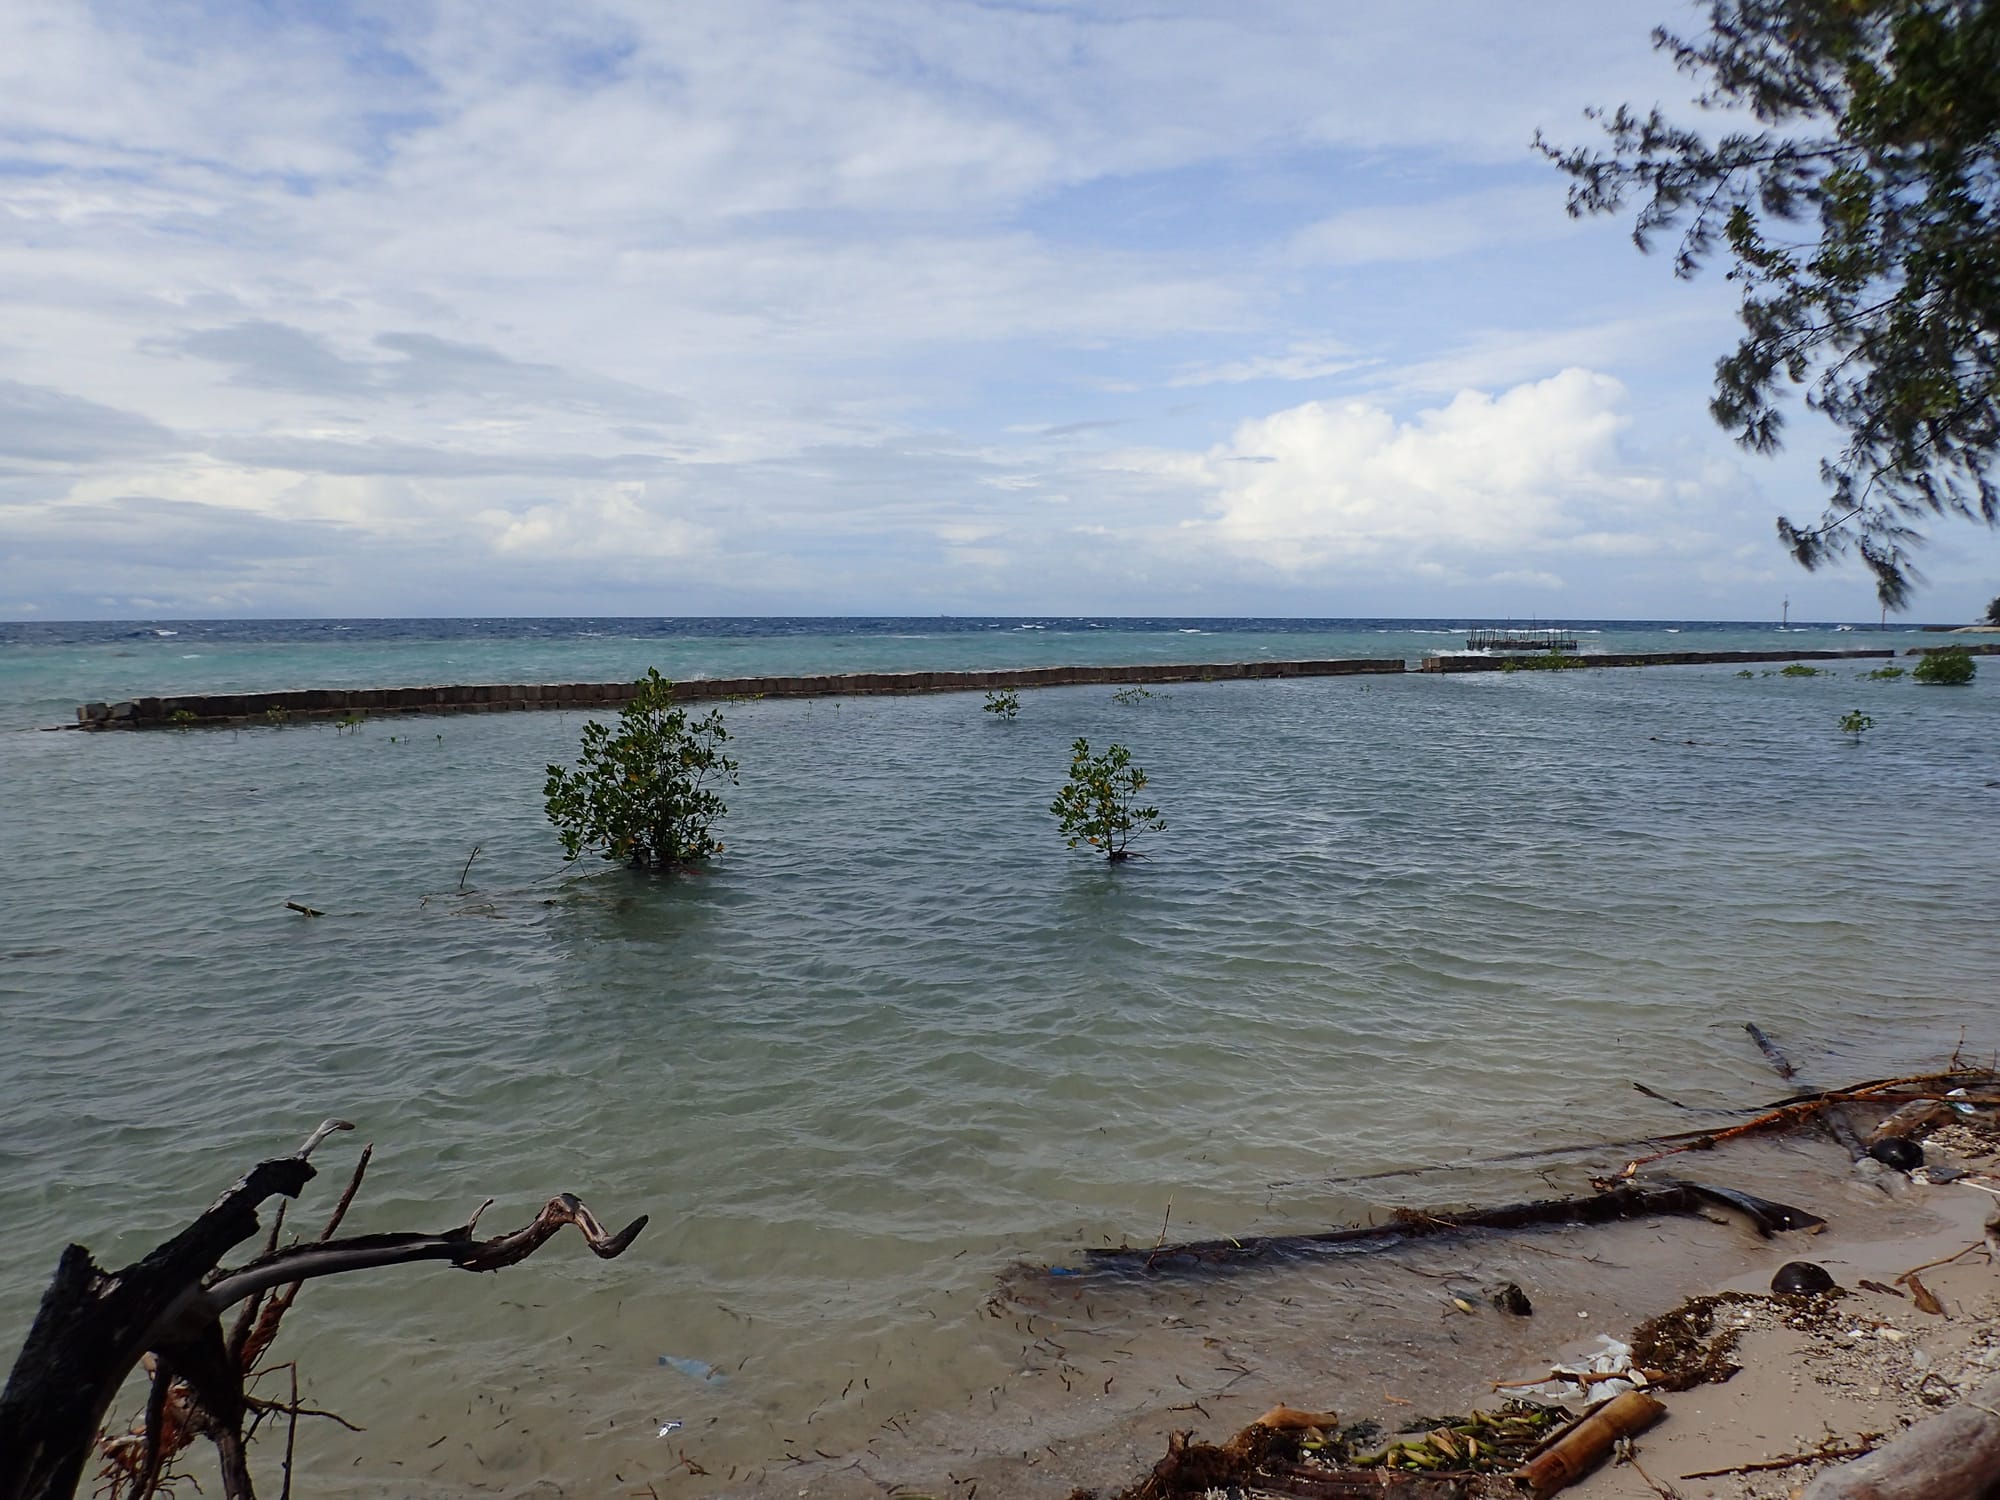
[1862,665,1907,681]
[1052,738,1164,862]
[1913,648,1977,686]
[983,688,1021,721]
[1838,710,1876,745]
[544,668,738,869]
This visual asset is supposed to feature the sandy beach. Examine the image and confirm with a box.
[775,1079,2000,1500]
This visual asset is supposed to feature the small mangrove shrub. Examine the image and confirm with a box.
[1052,739,1164,862]
[1913,648,1977,686]
[1111,685,1165,703]
[1779,662,1822,677]
[1838,710,1876,744]
[983,688,1021,721]
[544,668,738,869]
[1862,664,1906,680]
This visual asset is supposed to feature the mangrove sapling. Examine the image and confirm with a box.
[1779,663,1822,678]
[1839,710,1876,745]
[983,688,1021,721]
[1052,739,1164,862]
[1913,648,1977,686]
[1863,665,1907,681]
[543,667,738,870]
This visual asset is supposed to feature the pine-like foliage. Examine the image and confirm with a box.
[1538,1,2000,606]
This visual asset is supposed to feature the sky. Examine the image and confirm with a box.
[3,0,1997,623]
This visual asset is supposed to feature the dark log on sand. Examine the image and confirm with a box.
[1079,1180,1821,1274]
[0,1121,646,1500]
[1801,1373,2000,1499]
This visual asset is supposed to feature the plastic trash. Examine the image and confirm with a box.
[656,1420,683,1438]
[658,1354,725,1384]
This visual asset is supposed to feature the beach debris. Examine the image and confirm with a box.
[1624,1292,1762,1390]
[1073,1400,1565,1499]
[1867,1097,1954,1145]
[1488,1282,1533,1316]
[0,1121,647,1500]
[1493,1336,1658,1408]
[1771,1260,1838,1295]
[1077,1180,1823,1275]
[1902,1272,1945,1316]
[1680,1435,1880,1480]
[283,900,323,918]
[1870,1137,1925,1170]
[655,1419,684,1438]
[1801,1372,2000,1499]
[1744,1022,1796,1078]
[657,1354,726,1384]
[1519,1389,1666,1497]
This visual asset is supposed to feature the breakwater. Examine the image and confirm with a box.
[74,656,1403,727]
[72,646,1909,728]
[1417,647,1895,674]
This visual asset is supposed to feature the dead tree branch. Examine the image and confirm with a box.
[0,1122,646,1500]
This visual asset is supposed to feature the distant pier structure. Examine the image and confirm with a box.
[1465,625,1578,653]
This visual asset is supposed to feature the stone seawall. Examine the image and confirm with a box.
[76,656,1406,728]
[74,646,1922,727]
[1417,648,1895,674]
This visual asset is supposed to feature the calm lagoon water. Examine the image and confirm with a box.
[2,617,1996,1493]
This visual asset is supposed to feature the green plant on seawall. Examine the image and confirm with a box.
[1779,663,1822,678]
[1838,710,1875,745]
[1500,650,1586,673]
[544,667,738,869]
[983,688,1020,721]
[168,708,196,729]
[1913,649,1977,687]
[1862,665,1906,681]
[264,705,289,726]
[1051,738,1164,863]
[335,711,366,733]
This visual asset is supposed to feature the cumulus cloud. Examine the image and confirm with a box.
[1195,368,1667,574]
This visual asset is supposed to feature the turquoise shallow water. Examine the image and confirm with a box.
[2,618,1996,1493]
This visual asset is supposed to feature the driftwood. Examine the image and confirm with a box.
[1273,1071,1997,1194]
[0,1121,646,1500]
[1519,1389,1665,1496]
[1800,1373,2000,1499]
[1079,1180,1822,1274]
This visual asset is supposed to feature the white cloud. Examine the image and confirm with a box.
[1168,341,1364,388]
[1289,186,1573,266]
[1194,368,1666,570]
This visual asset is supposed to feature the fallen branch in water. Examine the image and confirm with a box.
[0,1120,646,1500]
[1077,1180,1822,1275]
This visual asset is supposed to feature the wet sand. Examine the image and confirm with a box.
[716,1108,2000,1499]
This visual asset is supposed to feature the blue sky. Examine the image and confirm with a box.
[3,0,1996,621]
